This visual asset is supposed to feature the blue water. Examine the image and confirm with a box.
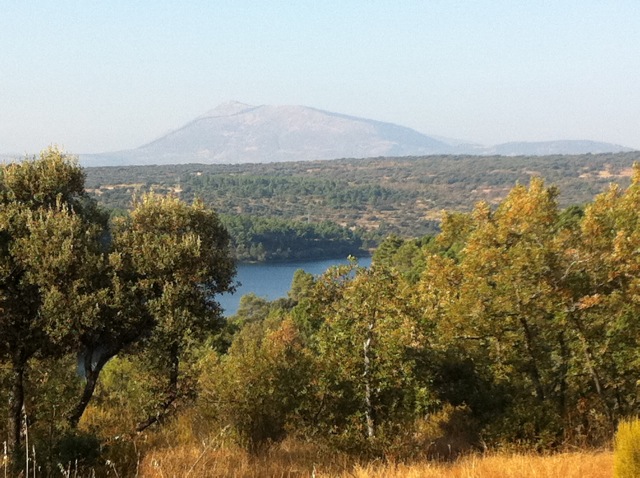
[218,256,372,316]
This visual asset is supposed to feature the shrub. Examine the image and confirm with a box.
[197,317,312,452]
[614,418,640,478]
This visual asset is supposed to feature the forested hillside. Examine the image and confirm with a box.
[4,151,640,476]
[85,152,640,260]
[3,149,640,476]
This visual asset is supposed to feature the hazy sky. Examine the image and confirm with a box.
[1,1,639,154]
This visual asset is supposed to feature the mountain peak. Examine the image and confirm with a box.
[199,101,256,119]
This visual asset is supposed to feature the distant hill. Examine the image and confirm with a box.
[486,140,633,156]
[80,102,455,166]
[77,102,633,166]
[85,151,640,242]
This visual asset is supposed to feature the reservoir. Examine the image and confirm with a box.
[218,256,372,316]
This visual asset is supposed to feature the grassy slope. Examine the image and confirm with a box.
[138,441,613,477]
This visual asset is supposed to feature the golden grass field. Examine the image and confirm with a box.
[137,441,613,478]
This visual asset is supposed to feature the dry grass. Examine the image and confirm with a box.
[138,440,353,478]
[138,441,613,478]
[348,452,613,478]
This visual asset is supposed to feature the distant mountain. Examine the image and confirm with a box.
[81,102,456,166]
[487,140,633,156]
[72,102,633,166]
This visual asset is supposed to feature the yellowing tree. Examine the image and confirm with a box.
[562,165,640,429]
[419,179,574,442]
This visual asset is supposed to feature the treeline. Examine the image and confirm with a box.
[186,174,415,211]
[220,214,365,262]
[84,152,640,250]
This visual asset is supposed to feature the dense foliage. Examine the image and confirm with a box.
[4,151,640,475]
[84,152,640,259]
[221,214,364,261]
[190,169,640,457]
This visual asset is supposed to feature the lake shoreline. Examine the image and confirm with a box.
[234,253,372,266]
[220,256,373,316]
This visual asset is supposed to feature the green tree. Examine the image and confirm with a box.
[198,316,312,451]
[0,150,236,469]
[307,264,429,448]
[71,192,236,430]
[561,166,640,431]
[0,148,108,460]
[288,269,315,302]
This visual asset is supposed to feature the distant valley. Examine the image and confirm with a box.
[85,151,640,261]
[75,102,633,166]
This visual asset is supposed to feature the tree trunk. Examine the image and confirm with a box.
[7,358,25,466]
[68,346,114,428]
[518,316,545,401]
[363,323,375,439]
[569,313,614,430]
[557,331,569,419]
[136,342,180,433]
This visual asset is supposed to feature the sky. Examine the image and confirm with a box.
[1,1,639,154]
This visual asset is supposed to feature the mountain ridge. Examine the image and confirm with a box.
[53,102,635,166]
